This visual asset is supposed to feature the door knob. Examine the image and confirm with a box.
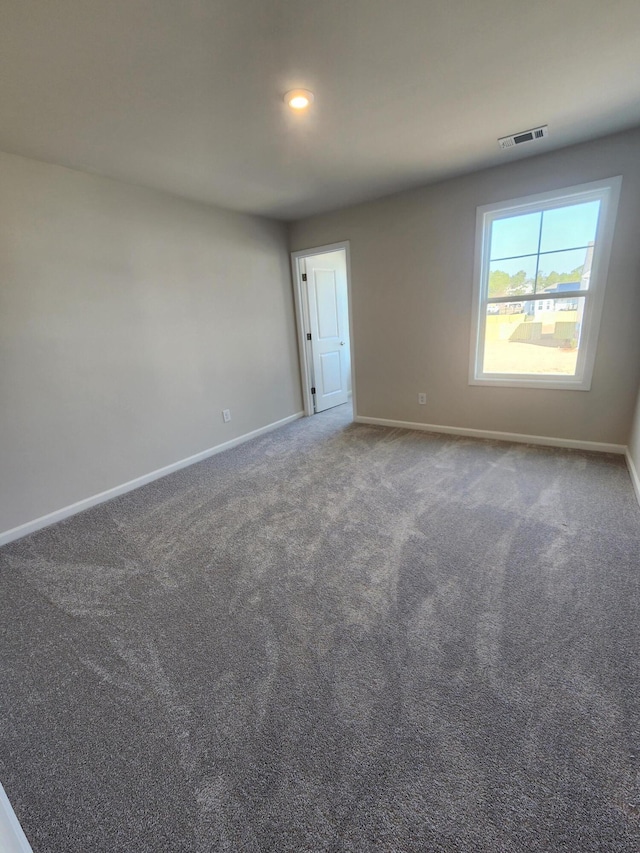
[340,341,345,346]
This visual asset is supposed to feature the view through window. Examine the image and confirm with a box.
[470,178,621,390]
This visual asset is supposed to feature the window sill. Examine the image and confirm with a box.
[469,375,591,391]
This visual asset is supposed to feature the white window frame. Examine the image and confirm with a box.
[469,176,622,391]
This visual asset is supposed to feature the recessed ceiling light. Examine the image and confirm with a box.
[285,89,314,110]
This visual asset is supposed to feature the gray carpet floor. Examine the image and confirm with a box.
[1,404,640,852]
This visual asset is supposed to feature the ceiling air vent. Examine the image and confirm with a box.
[498,125,548,150]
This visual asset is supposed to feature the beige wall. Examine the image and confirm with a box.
[290,128,640,446]
[0,152,302,534]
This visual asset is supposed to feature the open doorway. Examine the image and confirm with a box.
[291,242,355,418]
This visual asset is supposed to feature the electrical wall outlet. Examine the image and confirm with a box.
[222,409,231,423]
[418,393,426,405]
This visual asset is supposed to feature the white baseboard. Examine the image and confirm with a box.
[625,449,640,508]
[354,415,626,455]
[0,784,33,853]
[0,412,304,548]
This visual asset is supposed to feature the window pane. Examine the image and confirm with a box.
[490,211,541,260]
[488,256,537,297]
[482,297,585,376]
[539,201,600,253]
[535,246,591,291]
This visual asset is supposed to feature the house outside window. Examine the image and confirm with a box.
[469,176,621,390]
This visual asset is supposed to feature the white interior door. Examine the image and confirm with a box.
[304,250,351,413]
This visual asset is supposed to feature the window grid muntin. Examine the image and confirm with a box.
[487,204,594,300]
[486,291,587,304]
[490,244,593,264]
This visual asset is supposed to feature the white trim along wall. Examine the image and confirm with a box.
[2,410,637,548]
[356,415,640,509]
[355,415,626,454]
[0,783,33,853]
[625,448,640,507]
[0,412,303,548]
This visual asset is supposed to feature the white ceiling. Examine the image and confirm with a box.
[1,0,639,220]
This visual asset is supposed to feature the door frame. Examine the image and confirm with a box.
[291,241,357,418]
